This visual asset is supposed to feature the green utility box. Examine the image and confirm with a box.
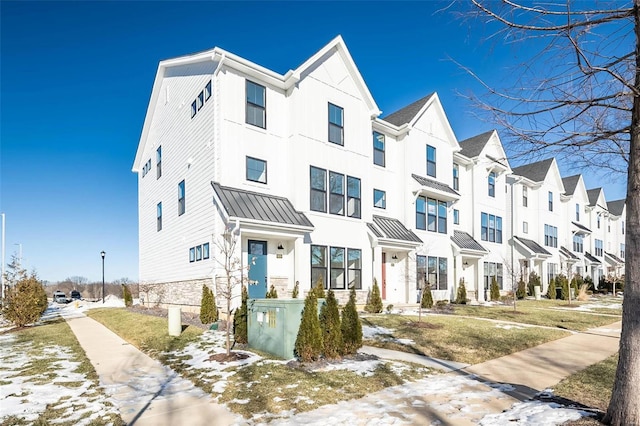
[247,298,325,359]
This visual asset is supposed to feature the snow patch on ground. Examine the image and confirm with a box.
[495,324,525,330]
[479,400,589,425]
[363,325,416,345]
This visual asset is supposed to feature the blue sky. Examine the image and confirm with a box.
[1,1,627,283]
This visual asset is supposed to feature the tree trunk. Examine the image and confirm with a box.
[605,3,640,424]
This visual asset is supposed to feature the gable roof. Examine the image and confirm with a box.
[587,188,603,206]
[458,130,495,158]
[511,158,554,182]
[211,182,313,229]
[608,199,626,216]
[382,94,435,126]
[562,175,581,196]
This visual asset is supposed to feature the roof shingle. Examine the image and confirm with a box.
[458,130,494,158]
[511,158,554,182]
[382,94,434,126]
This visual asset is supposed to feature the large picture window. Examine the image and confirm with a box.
[311,245,361,290]
[328,103,344,145]
[246,80,266,128]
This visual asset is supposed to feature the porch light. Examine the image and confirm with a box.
[392,254,398,260]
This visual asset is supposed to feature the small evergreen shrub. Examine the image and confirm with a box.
[455,279,467,304]
[319,290,343,359]
[490,277,500,301]
[266,284,278,299]
[3,273,48,327]
[547,277,557,299]
[386,304,394,314]
[528,271,541,296]
[516,278,526,300]
[311,275,325,299]
[292,281,299,299]
[598,276,607,293]
[420,284,433,309]
[233,285,248,344]
[341,286,363,355]
[200,284,218,324]
[365,278,383,313]
[558,274,570,301]
[295,289,323,362]
[122,284,133,307]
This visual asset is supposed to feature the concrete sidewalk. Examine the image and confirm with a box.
[64,313,242,426]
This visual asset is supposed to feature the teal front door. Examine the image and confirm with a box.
[248,240,268,299]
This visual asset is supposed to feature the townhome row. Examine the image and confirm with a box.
[133,36,626,311]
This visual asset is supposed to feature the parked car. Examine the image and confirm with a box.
[70,290,81,300]
[53,291,69,304]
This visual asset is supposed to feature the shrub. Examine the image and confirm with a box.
[233,285,248,344]
[598,276,608,293]
[490,277,500,301]
[266,284,278,299]
[516,278,526,300]
[311,275,325,299]
[577,284,590,301]
[122,284,133,307]
[200,284,218,324]
[558,274,570,301]
[3,273,47,327]
[320,290,343,359]
[547,277,557,299]
[341,286,362,355]
[455,279,467,304]
[292,281,299,299]
[528,271,541,296]
[386,304,394,314]
[365,279,383,313]
[420,284,433,309]
[295,289,323,362]
[584,276,595,292]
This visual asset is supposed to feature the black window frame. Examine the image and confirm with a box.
[191,101,197,118]
[347,176,361,218]
[426,145,436,178]
[453,209,459,225]
[576,203,580,221]
[156,146,162,179]
[484,262,503,290]
[157,202,162,232]
[189,247,195,262]
[481,212,502,243]
[373,131,385,167]
[522,186,528,207]
[246,80,266,129]
[373,189,386,209]
[573,234,584,253]
[544,224,558,248]
[178,180,185,216]
[205,80,212,101]
[246,156,267,184]
[197,91,204,111]
[328,103,344,145]
[203,242,210,259]
[488,171,496,197]
[311,245,327,289]
[453,163,459,191]
[329,171,345,216]
[548,191,553,211]
[310,166,327,213]
[595,239,603,256]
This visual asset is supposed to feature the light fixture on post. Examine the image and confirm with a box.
[100,251,106,304]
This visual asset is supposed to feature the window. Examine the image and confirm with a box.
[178,180,185,216]
[547,263,558,286]
[548,191,553,211]
[312,245,361,290]
[416,255,427,290]
[576,203,580,221]
[622,221,625,234]
[453,163,459,191]
[347,249,362,289]
[246,80,266,128]
[597,215,601,229]
[373,131,385,166]
[203,243,210,259]
[205,80,212,101]
[246,157,267,184]
[426,145,436,177]
[156,146,162,179]
[595,239,603,257]
[329,171,345,215]
[522,186,528,207]
[417,196,447,233]
[328,103,344,145]
[621,243,625,259]
[523,221,528,234]
[142,159,152,178]
[156,202,162,232]
[310,167,327,212]
[425,256,448,291]
[197,91,204,110]
[544,224,558,248]
[573,235,584,253]
[347,176,361,218]
[481,213,502,243]
[189,247,195,262]
[189,243,210,263]
[373,189,386,209]
[608,222,611,233]
[488,171,496,197]
[484,262,503,290]
[191,101,197,118]
[453,209,459,225]
[196,245,202,261]
[311,245,327,288]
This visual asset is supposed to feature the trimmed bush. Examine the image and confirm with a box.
[311,275,326,299]
[365,279,383,313]
[292,281,299,299]
[122,284,133,307]
[295,290,323,362]
[558,274,570,301]
[200,284,218,324]
[320,290,343,359]
[341,286,362,355]
[455,279,467,304]
[233,285,248,344]
[420,284,433,309]
[547,277,557,299]
[528,271,541,296]
[516,278,526,300]
[3,273,47,327]
[490,277,500,301]
[266,284,278,299]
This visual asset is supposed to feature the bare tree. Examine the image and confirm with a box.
[214,225,247,356]
[465,2,638,424]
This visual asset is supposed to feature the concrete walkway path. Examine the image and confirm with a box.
[64,312,242,426]
[359,345,470,372]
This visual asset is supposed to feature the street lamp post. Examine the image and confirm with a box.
[101,251,106,303]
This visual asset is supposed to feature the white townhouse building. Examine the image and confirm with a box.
[560,174,592,279]
[606,199,626,279]
[133,36,467,310]
[133,36,626,312]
